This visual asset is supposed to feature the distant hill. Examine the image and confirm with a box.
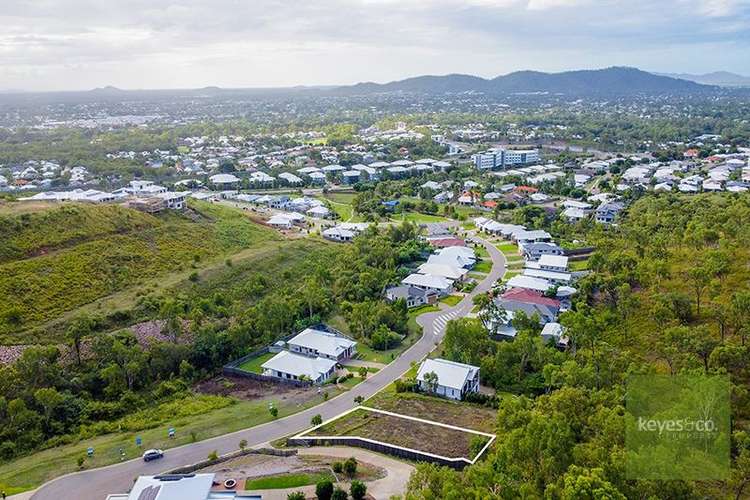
[657,71,750,87]
[334,67,713,96]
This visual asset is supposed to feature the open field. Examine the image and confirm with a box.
[0,201,282,342]
[307,408,489,460]
[0,385,344,494]
[238,352,276,373]
[366,391,497,433]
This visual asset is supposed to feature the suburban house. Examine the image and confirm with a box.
[416,358,480,401]
[307,205,331,218]
[541,322,569,348]
[261,350,337,384]
[209,173,240,189]
[287,327,357,361]
[323,226,356,242]
[155,191,188,209]
[417,262,468,282]
[402,273,453,296]
[105,473,233,500]
[428,246,476,269]
[497,288,561,325]
[522,242,565,261]
[536,254,569,272]
[267,214,294,229]
[595,201,625,224]
[385,284,437,308]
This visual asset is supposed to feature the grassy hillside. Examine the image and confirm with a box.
[0,201,277,341]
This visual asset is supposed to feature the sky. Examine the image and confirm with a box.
[2,0,750,91]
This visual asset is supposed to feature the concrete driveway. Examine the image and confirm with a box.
[30,236,505,500]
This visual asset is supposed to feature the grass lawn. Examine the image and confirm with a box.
[0,389,344,494]
[308,408,489,460]
[390,212,448,224]
[474,246,489,258]
[245,471,334,490]
[338,376,366,389]
[473,260,493,273]
[237,352,276,373]
[468,271,487,279]
[498,243,518,254]
[439,294,463,307]
[569,259,589,271]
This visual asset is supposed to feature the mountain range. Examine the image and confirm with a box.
[657,71,750,87]
[332,67,713,96]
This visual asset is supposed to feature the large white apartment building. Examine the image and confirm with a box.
[472,148,540,170]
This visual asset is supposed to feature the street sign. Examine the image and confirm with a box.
[135,436,142,447]
[86,447,94,457]
[168,427,175,438]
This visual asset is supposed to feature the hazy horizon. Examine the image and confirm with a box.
[3,0,750,92]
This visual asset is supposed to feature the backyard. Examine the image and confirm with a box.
[238,351,276,373]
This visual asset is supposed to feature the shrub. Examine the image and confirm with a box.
[189,271,200,282]
[207,450,218,461]
[343,457,358,478]
[331,487,348,500]
[239,439,248,451]
[287,493,305,500]
[315,479,333,500]
[311,414,323,426]
[358,366,368,379]
[350,480,367,500]
[332,461,343,473]
[77,456,85,469]
[269,406,278,418]
[353,395,364,405]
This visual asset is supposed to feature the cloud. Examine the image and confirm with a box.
[0,0,749,91]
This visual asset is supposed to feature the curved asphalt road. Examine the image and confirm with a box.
[31,236,505,500]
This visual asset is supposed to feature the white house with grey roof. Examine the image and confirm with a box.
[402,273,453,296]
[287,328,357,361]
[261,350,336,384]
[416,358,480,401]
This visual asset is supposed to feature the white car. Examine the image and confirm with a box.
[142,449,164,462]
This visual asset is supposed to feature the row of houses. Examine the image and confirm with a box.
[474,217,577,347]
[386,245,476,307]
[19,180,189,211]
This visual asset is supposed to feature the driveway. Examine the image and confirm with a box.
[30,236,505,500]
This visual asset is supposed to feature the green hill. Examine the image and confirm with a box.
[0,201,277,340]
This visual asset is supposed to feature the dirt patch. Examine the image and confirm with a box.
[195,374,320,405]
[367,392,496,433]
[309,409,488,460]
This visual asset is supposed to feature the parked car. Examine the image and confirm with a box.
[142,449,164,462]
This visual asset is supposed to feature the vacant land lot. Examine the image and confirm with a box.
[366,392,496,433]
[308,409,488,459]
